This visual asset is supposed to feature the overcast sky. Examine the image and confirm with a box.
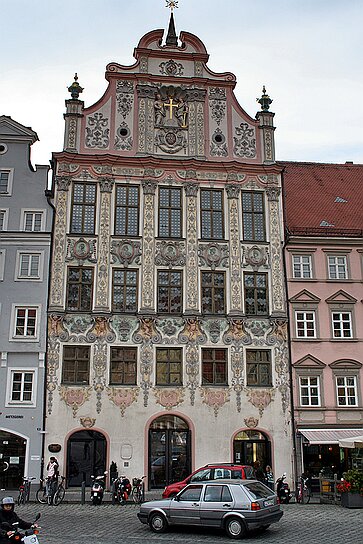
[1,0,362,167]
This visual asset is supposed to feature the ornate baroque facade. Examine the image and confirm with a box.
[46,17,293,488]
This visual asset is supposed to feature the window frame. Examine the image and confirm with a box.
[243,272,268,316]
[0,168,14,196]
[292,254,313,279]
[200,188,225,240]
[201,348,228,386]
[158,186,183,238]
[10,305,40,342]
[66,266,94,312]
[111,268,138,313]
[20,209,46,232]
[155,348,183,386]
[6,368,37,407]
[299,375,321,407]
[109,347,137,386]
[327,255,348,280]
[15,251,44,281]
[0,209,9,231]
[114,184,140,236]
[157,269,183,314]
[61,345,91,385]
[201,271,226,314]
[0,249,5,281]
[335,375,358,407]
[70,182,97,235]
[241,191,266,242]
[331,311,353,339]
[295,310,317,339]
[246,349,272,387]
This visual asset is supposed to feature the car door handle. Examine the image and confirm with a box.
[192,503,199,507]
[223,504,232,508]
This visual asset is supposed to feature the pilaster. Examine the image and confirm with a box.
[94,177,114,311]
[226,184,243,315]
[140,180,157,312]
[184,182,200,314]
[266,186,285,316]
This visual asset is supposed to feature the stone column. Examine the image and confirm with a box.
[94,177,114,311]
[184,181,199,314]
[226,183,243,315]
[140,180,157,312]
[49,176,71,310]
[256,110,275,164]
[63,99,84,153]
[266,186,285,316]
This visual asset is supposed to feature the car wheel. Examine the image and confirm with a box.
[225,517,246,539]
[149,512,167,533]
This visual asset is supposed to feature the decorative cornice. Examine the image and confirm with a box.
[142,179,157,195]
[183,181,199,197]
[98,177,115,193]
[226,184,241,199]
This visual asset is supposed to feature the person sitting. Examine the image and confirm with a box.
[0,497,35,544]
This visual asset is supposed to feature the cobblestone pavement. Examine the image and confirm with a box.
[10,502,363,544]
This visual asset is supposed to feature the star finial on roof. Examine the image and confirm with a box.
[256,85,273,111]
[67,73,84,100]
[166,0,178,12]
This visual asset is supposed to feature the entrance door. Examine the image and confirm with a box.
[233,430,271,469]
[67,430,106,487]
[149,415,191,489]
[0,431,27,489]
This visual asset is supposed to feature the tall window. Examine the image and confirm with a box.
[202,348,227,385]
[62,346,90,385]
[332,312,352,338]
[112,269,138,312]
[14,307,37,338]
[0,210,7,231]
[293,255,312,279]
[156,348,182,386]
[157,270,182,313]
[244,273,268,315]
[66,267,93,311]
[115,185,139,236]
[299,376,320,406]
[70,183,96,234]
[110,347,137,385]
[246,350,272,386]
[336,376,357,406]
[23,211,43,232]
[201,271,225,314]
[295,311,316,338]
[242,191,265,241]
[10,371,34,403]
[18,253,41,279]
[200,189,224,239]
[328,256,347,279]
[158,187,182,238]
[0,171,10,194]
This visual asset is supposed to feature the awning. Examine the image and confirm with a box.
[298,429,363,445]
[339,435,363,449]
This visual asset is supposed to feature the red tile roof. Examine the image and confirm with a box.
[279,162,363,235]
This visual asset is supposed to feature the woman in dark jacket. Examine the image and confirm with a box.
[0,497,32,543]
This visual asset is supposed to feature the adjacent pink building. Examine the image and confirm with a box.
[282,161,363,482]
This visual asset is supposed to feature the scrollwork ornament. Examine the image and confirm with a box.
[233,122,256,158]
[178,318,207,345]
[223,319,252,346]
[198,242,229,269]
[107,387,139,417]
[200,388,230,417]
[155,241,186,267]
[245,388,275,417]
[110,240,142,266]
[132,317,161,344]
[59,386,92,417]
[154,388,185,409]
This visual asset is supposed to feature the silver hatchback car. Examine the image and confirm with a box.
[137,479,283,539]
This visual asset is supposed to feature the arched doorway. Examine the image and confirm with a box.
[0,430,27,489]
[66,430,107,487]
[233,430,271,469]
[149,415,191,489]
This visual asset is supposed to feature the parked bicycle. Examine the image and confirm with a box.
[53,476,66,505]
[36,478,47,504]
[296,475,311,504]
[17,477,36,505]
[131,476,145,504]
[36,476,66,505]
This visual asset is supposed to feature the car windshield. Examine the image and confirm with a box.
[243,482,272,499]
[190,469,211,482]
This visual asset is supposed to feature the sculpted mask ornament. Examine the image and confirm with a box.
[154,388,185,409]
[200,388,230,417]
[244,416,259,428]
[80,417,96,428]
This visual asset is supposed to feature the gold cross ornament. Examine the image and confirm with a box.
[164,97,178,119]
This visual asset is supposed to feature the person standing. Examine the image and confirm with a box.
[265,465,274,491]
[253,460,266,482]
[46,456,59,498]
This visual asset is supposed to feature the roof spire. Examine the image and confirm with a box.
[165,1,178,46]
[67,73,84,100]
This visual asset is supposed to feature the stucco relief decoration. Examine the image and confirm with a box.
[85,112,109,148]
[80,417,96,428]
[55,175,72,192]
[154,388,185,409]
[141,181,156,310]
[86,316,116,344]
[244,319,270,340]
[139,56,148,73]
[138,97,146,152]
[116,80,134,118]
[198,242,229,269]
[197,102,204,156]
[246,389,275,417]
[63,315,93,338]
[107,387,139,417]
[46,338,60,414]
[223,319,252,347]
[242,246,269,270]
[185,345,199,405]
[205,319,227,344]
[157,318,183,344]
[184,182,199,311]
[92,343,108,413]
[179,318,207,345]
[210,128,228,157]
[209,87,226,126]
[48,314,69,341]
[266,188,284,314]
[155,241,186,268]
[227,192,243,313]
[115,122,133,151]
[159,59,184,76]
[244,416,259,428]
[233,122,256,158]
[111,317,137,343]
[49,187,68,308]
[110,240,142,266]
[133,317,161,345]
[57,163,78,175]
[139,344,154,407]
[200,388,230,417]
[59,386,92,417]
[66,238,97,264]
[154,86,188,154]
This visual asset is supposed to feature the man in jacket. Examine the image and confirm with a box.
[0,497,33,543]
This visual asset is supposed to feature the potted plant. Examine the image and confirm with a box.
[337,469,363,508]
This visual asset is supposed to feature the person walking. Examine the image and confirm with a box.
[265,465,274,491]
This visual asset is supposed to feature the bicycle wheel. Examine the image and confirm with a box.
[17,492,25,506]
[303,487,311,504]
[36,488,47,504]
[134,488,142,504]
[53,486,65,505]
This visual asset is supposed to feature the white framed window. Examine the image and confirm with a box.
[299,376,320,406]
[0,209,9,231]
[0,169,14,196]
[21,210,45,232]
[332,312,352,338]
[293,255,312,279]
[15,252,43,281]
[0,249,5,281]
[328,255,348,279]
[336,376,357,406]
[6,369,37,406]
[295,311,316,338]
[10,305,40,341]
